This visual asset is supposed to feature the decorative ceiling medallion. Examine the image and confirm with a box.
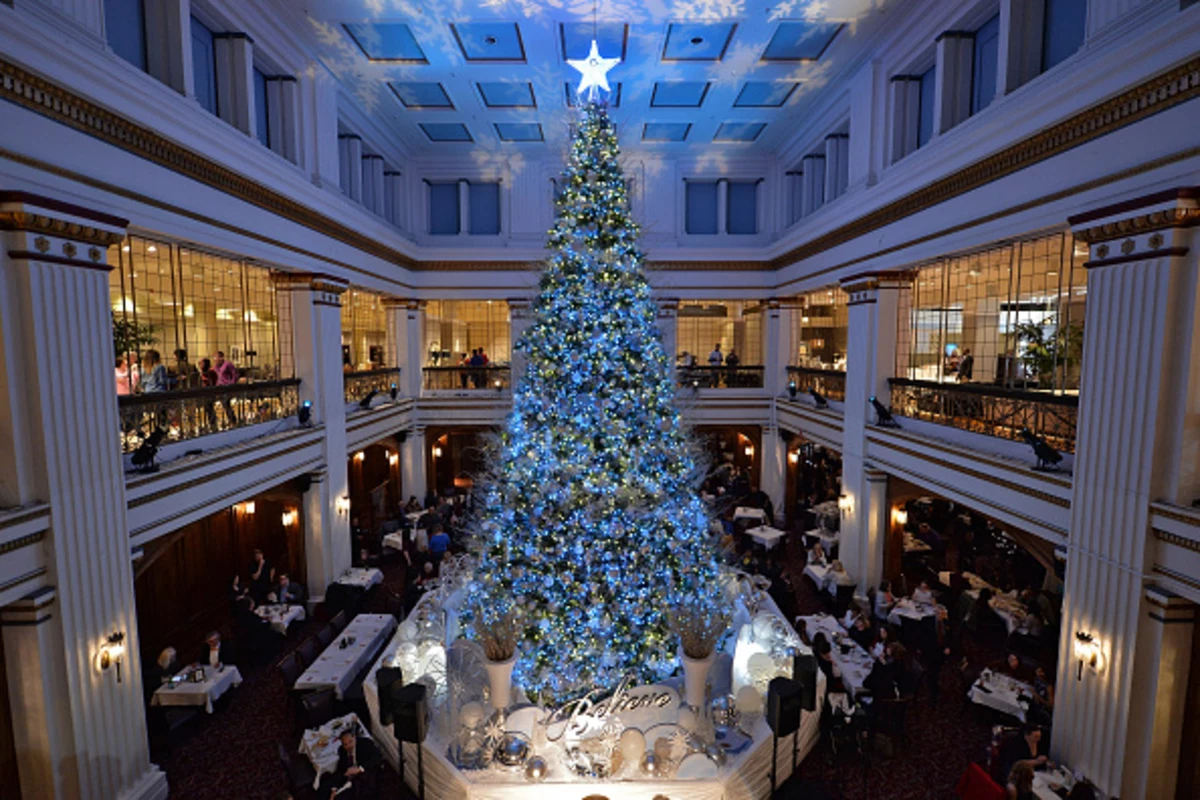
[1096,244,1110,258]
[34,236,49,253]
[63,242,77,258]
[89,246,102,262]
[1120,238,1136,255]
[1148,232,1164,250]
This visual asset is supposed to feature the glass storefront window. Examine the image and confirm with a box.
[108,236,285,388]
[424,300,512,366]
[341,289,388,371]
[791,286,848,369]
[676,301,763,365]
[895,231,1087,392]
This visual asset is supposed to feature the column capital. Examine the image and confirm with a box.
[840,269,914,303]
[1070,187,1199,266]
[654,297,680,319]
[0,586,56,625]
[270,271,349,305]
[1145,585,1197,619]
[0,191,128,269]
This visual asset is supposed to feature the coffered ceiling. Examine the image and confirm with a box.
[301,0,896,157]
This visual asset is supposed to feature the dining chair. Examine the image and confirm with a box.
[297,637,318,667]
[300,688,336,729]
[316,625,334,649]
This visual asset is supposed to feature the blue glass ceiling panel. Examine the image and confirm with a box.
[714,122,766,142]
[762,20,842,60]
[560,22,627,61]
[642,123,691,142]
[477,82,535,108]
[650,81,710,107]
[390,82,453,108]
[344,23,426,62]
[451,22,525,61]
[495,122,544,142]
[420,122,473,142]
[662,22,737,61]
[734,82,799,107]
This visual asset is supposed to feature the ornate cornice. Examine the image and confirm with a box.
[0,210,125,246]
[1153,527,1200,555]
[769,56,1200,270]
[1074,206,1200,244]
[0,530,45,556]
[269,270,349,297]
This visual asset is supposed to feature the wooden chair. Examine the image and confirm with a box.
[316,625,335,649]
[278,652,304,688]
[297,637,319,667]
[301,688,336,729]
[329,610,348,635]
[277,741,318,797]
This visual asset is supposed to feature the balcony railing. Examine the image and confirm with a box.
[887,377,1078,453]
[677,365,765,389]
[423,365,512,391]
[344,367,401,404]
[787,366,847,402]
[118,379,302,453]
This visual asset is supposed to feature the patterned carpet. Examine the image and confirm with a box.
[157,537,1007,799]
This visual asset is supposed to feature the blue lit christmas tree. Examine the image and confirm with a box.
[465,96,722,705]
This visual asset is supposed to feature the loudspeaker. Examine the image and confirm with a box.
[376,667,404,726]
[793,654,818,712]
[292,474,313,494]
[392,682,428,743]
[397,430,408,444]
[767,676,803,737]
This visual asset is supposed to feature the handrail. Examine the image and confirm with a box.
[118,378,301,408]
[344,367,401,404]
[887,377,1079,407]
[787,366,847,401]
[677,365,765,388]
[788,366,847,379]
[423,364,512,391]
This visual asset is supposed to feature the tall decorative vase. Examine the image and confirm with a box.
[679,648,716,710]
[485,654,516,711]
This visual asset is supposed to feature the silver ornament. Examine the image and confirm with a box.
[704,742,727,768]
[640,751,658,776]
[524,755,547,782]
[494,732,531,769]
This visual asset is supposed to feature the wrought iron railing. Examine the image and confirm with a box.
[676,365,765,389]
[786,367,847,402]
[344,367,401,404]
[422,365,512,391]
[887,377,1078,453]
[118,379,301,453]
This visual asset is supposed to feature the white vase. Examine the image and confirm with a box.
[485,654,516,711]
[679,647,716,710]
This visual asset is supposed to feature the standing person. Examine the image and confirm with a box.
[115,357,134,395]
[173,349,197,389]
[958,348,974,382]
[468,348,484,388]
[708,343,723,386]
[248,548,272,604]
[197,358,217,387]
[724,347,740,386]
[140,350,168,393]
[213,350,237,385]
[457,352,470,389]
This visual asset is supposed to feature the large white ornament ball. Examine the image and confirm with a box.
[676,706,697,732]
[747,652,775,682]
[736,685,763,715]
[398,620,418,641]
[524,755,547,782]
[618,728,646,764]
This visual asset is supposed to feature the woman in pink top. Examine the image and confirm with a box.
[213,350,237,385]
[114,357,137,395]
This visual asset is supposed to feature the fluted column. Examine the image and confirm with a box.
[213,33,254,134]
[31,0,104,37]
[363,154,385,217]
[338,134,363,203]
[274,272,351,601]
[838,272,908,592]
[301,64,340,188]
[760,425,786,525]
[265,75,300,163]
[1056,189,1200,797]
[508,297,533,385]
[655,298,679,366]
[384,170,404,228]
[799,155,825,218]
[400,426,427,505]
[934,31,973,134]
[144,0,192,96]
[0,194,166,800]
[823,134,849,203]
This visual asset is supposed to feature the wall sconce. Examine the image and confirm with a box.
[388,452,399,467]
[281,509,298,527]
[335,495,351,514]
[893,507,908,527]
[494,379,503,391]
[98,631,126,682]
[838,493,853,514]
[744,445,754,458]
[235,501,255,515]
[353,450,365,463]
[1074,631,1100,680]
[788,451,799,465]
[432,446,443,458]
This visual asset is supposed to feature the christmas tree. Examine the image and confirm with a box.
[466,100,722,705]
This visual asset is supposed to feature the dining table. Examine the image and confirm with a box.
[255,603,305,636]
[734,506,767,522]
[798,613,875,698]
[747,524,787,551]
[968,668,1032,721]
[294,613,397,699]
[335,567,383,590]
[298,712,371,789]
[886,597,940,626]
[151,664,243,713]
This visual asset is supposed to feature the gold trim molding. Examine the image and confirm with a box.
[1074,207,1200,244]
[0,210,124,246]
[0,530,45,556]
[1153,528,1200,555]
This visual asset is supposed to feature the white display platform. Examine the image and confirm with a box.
[363,589,824,800]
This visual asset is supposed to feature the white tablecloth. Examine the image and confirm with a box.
[903,532,932,553]
[811,500,840,521]
[299,712,370,789]
[802,563,843,598]
[734,506,767,522]
[805,527,839,548]
[797,613,874,698]
[151,665,243,713]
[295,614,397,699]
[256,604,305,635]
[968,669,1031,721]
[336,567,383,590]
[747,525,786,550]
[382,531,406,552]
[990,597,1028,635]
[886,598,940,626]
[1033,767,1077,800]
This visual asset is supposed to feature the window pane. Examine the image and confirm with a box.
[341,290,388,371]
[191,17,217,115]
[917,66,936,147]
[676,301,763,365]
[726,181,757,235]
[468,182,501,235]
[429,183,461,235]
[106,0,147,71]
[971,15,1000,115]
[685,181,718,235]
[254,69,270,148]
[424,300,511,366]
[792,286,848,368]
[1042,0,1087,73]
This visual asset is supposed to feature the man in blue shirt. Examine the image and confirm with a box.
[428,523,450,563]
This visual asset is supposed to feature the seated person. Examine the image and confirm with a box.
[873,579,896,620]
[864,643,904,699]
[1066,782,1097,800]
[808,542,828,566]
[143,647,178,704]
[416,503,439,532]
[1029,665,1055,725]
[203,630,235,668]
[842,599,867,630]
[848,614,875,651]
[404,496,421,514]
[268,572,306,606]
[329,729,381,798]
[871,625,891,659]
[1006,761,1035,800]
[911,579,936,605]
[812,635,842,684]
[915,521,945,549]
[234,596,284,659]
[989,652,1035,683]
[830,560,855,586]
[353,547,380,569]
[998,723,1047,780]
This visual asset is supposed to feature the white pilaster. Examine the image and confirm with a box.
[363,154,385,216]
[762,299,787,397]
[458,179,470,238]
[213,33,254,135]
[823,134,849,202]
[338,135,363,202]
[799,155,825,218]
[0,194,166,800]
[1056,189,1200,796]
[398,300,425,397]
[265,75,300,163]
[716,179,728,236]
[887,76,920,165]
[655,298,679,365]
[934,31,974,134]
[998,0,1045,94]
[33,0,104,37]
[400,426,428,504]
[275,273,352,600]
[143,0,192,96]
[509,297,534,386]
[786,171,803,225]
[760,425,786,522]
[847,59,881,189]
[384,170,404,228]
[300,64,340,187]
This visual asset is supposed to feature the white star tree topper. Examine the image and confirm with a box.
[568,39,620,103]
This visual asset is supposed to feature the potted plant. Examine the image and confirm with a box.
[468,599,522,711]
[669,593,732,711]
[1012,317,1083,389]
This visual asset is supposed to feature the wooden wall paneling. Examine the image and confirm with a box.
[0,632,19,799]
